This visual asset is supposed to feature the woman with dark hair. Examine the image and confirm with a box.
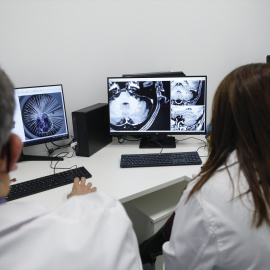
[163,63,270,269]
[143,63,270,269]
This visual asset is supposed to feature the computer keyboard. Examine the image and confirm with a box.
[6,166,92,202]
[120,151,202,168]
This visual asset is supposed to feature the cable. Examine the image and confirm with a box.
[50,149,76,174]
[44,136,77,174]
[145,139,164,154]
[45,143,54,155]
[45,136,74,156]
[115,135,208,156]
[115,135,141,144]
[51,138,74,148]
[196,145,209,158]
[176,137,208,154]
[176,136,207,146]
[115,135,166,153]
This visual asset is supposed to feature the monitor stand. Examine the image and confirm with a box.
[139,135,176,148]
[18,152,64,162]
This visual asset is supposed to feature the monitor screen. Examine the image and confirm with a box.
[12,84,69,147]
[107,76,207,148]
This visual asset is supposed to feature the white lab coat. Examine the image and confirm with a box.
[163,150,270,270]
[0,191,143,270]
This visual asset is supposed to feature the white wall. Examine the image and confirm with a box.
[0,0,269,148]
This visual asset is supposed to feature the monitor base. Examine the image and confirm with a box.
[139,135,176,148]
[18,152,64,162]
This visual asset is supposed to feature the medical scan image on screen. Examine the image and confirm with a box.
[19,93,67,140]
[108,76,206,134]
[170,78,205,131]
[108,79,171,131]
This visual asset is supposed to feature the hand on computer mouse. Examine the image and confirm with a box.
[67,177,97,199]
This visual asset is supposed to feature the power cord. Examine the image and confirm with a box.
[45,136,75,156]
[176,137,209,158]
[150,139,164,154]
[176,136,207,147]
[115,135,141,144]
[116,135,209,157]
[44,136,79,174]
[50,149,77,174]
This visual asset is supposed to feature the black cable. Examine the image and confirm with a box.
[50,148,76,174]
[45,143,54,155]
[115,135,141,144]
[45,136,74,156]
[117,136,126,144]
[51,137,74,148]
[146,139,164,154]
[116,135,208,156]
[117,135,166,153]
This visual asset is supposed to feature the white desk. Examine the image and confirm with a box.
[9,137,208,206]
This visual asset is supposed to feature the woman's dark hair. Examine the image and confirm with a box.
[188,63,270,228]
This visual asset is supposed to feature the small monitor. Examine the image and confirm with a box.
[107,76,207,148]
[12,84,69,161]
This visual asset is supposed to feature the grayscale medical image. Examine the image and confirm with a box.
[170,78,206,131]
[171,79,204,106]
[108,80,170,131]
[171,105,205,131]
[19,93,66,139]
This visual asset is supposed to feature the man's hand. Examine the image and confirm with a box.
[67,177,97,199]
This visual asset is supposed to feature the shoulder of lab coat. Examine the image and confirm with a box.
[0,191,142,270]
[163,151,270,270]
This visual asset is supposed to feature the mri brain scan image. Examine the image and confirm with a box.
[171,105,205,131]
[171,79,203,105]
[20,94,65,139]
[170,78,205,131]
[108,80,169,131]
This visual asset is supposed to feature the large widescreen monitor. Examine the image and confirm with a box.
[107,76,207,148]
[12,84,69,161]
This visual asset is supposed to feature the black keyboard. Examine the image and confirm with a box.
[6,166,92,202]
[120,151,202,168]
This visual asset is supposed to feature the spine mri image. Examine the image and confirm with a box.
[19,93,66,140]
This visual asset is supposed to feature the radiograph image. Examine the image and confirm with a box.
[171,79,205,106]
[108,80,170,131]
[171,105,205,131]
[19,93,66,139]
[170,78,206,131]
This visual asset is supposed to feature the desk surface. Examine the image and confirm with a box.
[9,137,208,206]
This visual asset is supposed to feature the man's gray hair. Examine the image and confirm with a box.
[0,67,15,153]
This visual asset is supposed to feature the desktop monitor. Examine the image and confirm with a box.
[122,71,186,78]
[12,84,69,161]
[107,76,207,148]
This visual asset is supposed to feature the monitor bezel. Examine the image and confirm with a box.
[107,75,207,138]
[13,84,69,147]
